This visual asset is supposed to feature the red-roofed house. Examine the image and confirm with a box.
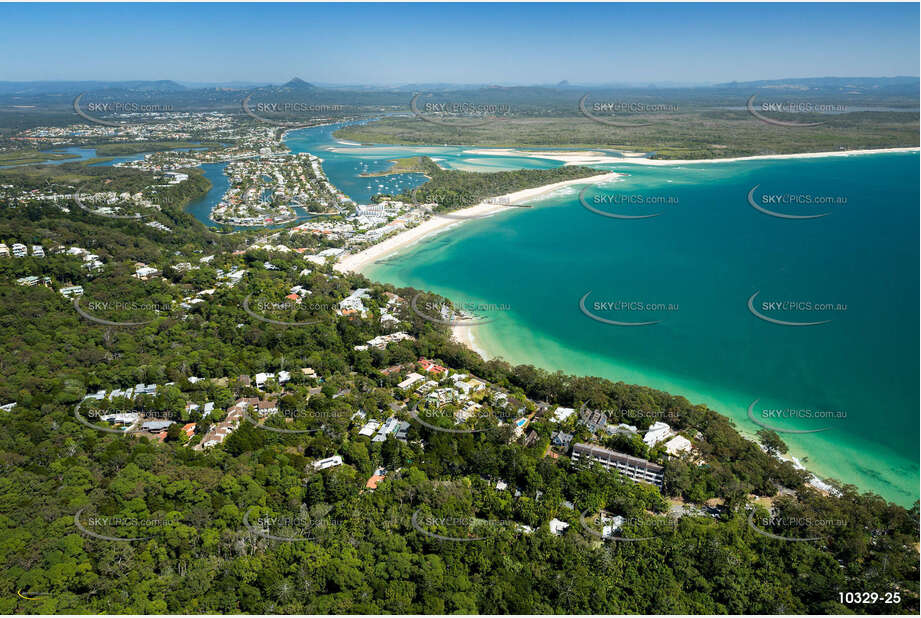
[418,358,447,375]
[365,474,386,490]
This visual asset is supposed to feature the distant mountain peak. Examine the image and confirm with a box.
[281,77,316,90]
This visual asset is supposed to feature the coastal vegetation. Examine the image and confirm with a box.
[4,76,917,160]
[359,156,430,177]
[380,157,600,210]
[334,112,920,159]
[0,159,159,189]
[0,161,211,200]
[0,77,917,614]
[0,150,80,166]
[0,192,917,614]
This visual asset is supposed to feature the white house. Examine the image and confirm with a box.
[552,407,576,423]
[397,372,424,390]
[58,285,83,298]
[339,288,371,316]
[549,518,570,535]
[643,421,674,447]
[664,435,693,456]
[134,384,158,396]
[358,420,381,437]
[313,455,343,470]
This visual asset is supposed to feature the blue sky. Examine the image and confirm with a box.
[1,3,917,84]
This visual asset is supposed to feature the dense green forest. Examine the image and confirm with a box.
[0,168,917,614]
[0,159,211,199]
[0,196,918,613]
[335,112,920,159]
[383,158,601,211]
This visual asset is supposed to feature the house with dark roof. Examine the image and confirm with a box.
[551,431,574,448]
[579,407,608,433]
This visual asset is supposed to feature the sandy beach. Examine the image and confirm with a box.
[334,171,620,354]
[334,171,620,275]
[335,143,919,375]
[465,146,919,167]
[450,323,491,359]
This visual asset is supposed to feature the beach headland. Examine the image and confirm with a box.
[334,171,620,274]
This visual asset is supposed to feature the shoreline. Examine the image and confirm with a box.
[333,171,620,274]
[308,127,913,505]
[451,323,490,359]
[465,146,920,167]
[454,317,895,504]
[328,149,913,504]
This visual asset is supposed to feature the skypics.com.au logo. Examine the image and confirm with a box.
[241,406,353,435]
[410,509,523,542]
[746,95,845,127]
[73,401,184,436]
[579,510,680,542]
[746,184,847,220]
[407,403,518,435]
[578,184,679,220]
[73,293,176,327]
[579,291,679,327]
[242,293,335,327]
[74,295,175,327]
[410,94,511,128]
[579,95,678,127]
[747,291,846,327]
[410,293,509,327]
[746,509,843,542]
[747,398,846,434]
[74,190,147,220]
[74,506,180,542]
[242,93,348,127]
[73,93,173,126]
[240,507,392,542]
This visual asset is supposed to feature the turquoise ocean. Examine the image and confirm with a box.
[286,124,918,506]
